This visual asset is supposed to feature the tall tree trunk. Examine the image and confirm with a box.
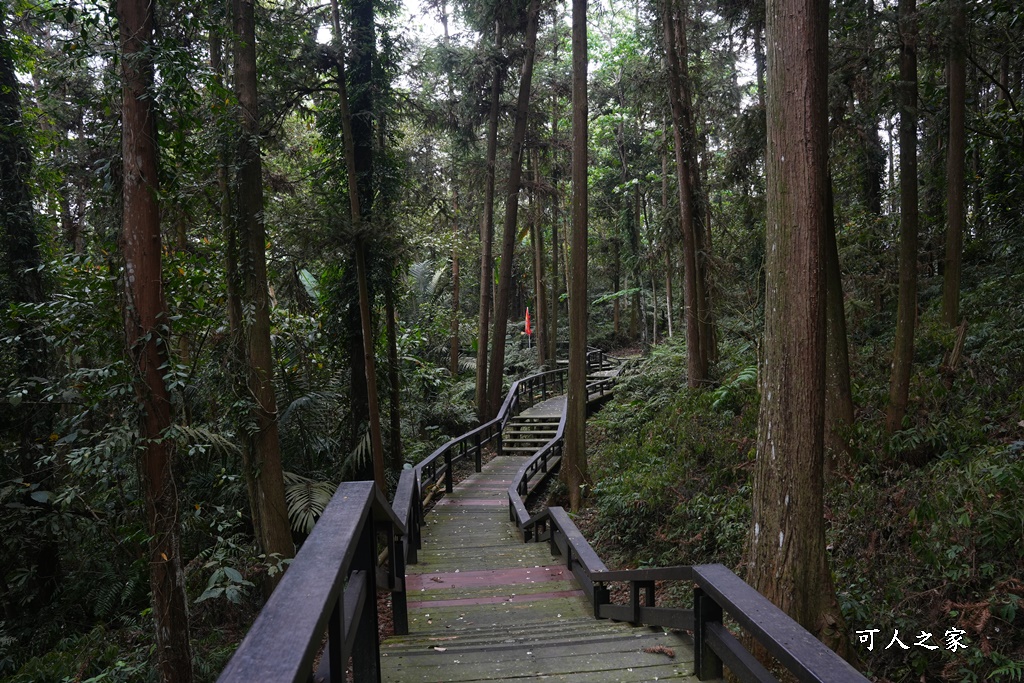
[662,142,674,339]
[232,0,295,575]
[676,3,714,368]
[887,0,919,435]
[563,0,589,512]
[665,247,674,338]
[662,0,706,385]
[116,0,194,678]
[747,0,848,659]
[211,25,245,388]
[442,7,461,377]
[824,177,855,471]
[549,98,560,367]
[530,151,548,367]
[384,275,403,470]
[651,267,659,344]
[942,0,966,327]
[475,22,505,420]
[613,229,621,337]
[486,0,541,417]
[330,0,385,489]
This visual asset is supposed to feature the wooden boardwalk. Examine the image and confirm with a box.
[380,410,702,682]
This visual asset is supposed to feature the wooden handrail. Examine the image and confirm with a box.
[505,364,868,683]
[222,356,865,683]
[220,366,571,683]
[218,482,405,683]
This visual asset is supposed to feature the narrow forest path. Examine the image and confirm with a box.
[379,395,702,682]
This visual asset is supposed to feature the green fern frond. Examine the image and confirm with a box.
[283,471,337,533]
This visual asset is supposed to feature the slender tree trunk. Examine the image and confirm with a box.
[942,0,966,327]
[330,0,385,489]
[487,0,541,417]
[824,177,855,471]
[887,0,919,435]
[549,100,560,366]
[385,276,403,469]
[663,0,705,385]
[563,0,589,512]
[530,152,548,367]
[651,267,659,344]
[675,3,714,368]
[442,7,460,377]
[665,247,674,338]
[232,0,294,576]
[475,22,505,420]
[211,27,243,372]
[662,142,674,339]
[117,0,194,678]
[612,231,621,337]
[747,0,848,657]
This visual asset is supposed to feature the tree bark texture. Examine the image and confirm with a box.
[673,2,715,367]
[942,0,966,328]
[385,275,403,470]
[232,0,294,570]
[747,0,848,657]
[117,0,195,678]
[330,0,385,489]
[662,0,706,386]
[530,152,548,367]
[887,0,919,435]
[549,101,561,367]
[563,0,589,513]
[487,0,541,418]
[475,22,504,420]
[824,177,855,470]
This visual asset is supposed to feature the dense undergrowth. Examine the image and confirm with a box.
[582,272,1024,682]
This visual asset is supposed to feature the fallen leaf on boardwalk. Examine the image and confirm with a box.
[432,646,447,652]
[431,577,444,583]
[643,645,675,658]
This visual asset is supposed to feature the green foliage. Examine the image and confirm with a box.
[586,338,757,568]
[282,471,337,534]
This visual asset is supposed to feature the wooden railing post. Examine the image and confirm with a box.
[327,592,344,681]
[444,450,453,492]
[594,583,610,619]
[693,587,723,681]
[629,580,655,625]
[352,523,382,683]
[474,432,482,472]
[389,523,408,636]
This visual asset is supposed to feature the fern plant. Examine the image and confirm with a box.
[282,471,337,534]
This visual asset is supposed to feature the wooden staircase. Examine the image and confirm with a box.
[502,414,560,454]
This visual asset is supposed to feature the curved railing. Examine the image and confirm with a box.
[413,367,567,496]
[221,349,865,683]
[506,389,868,683]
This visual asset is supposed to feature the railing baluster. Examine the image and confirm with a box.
[694,587,724,681]
[352,525,381,683]
[444,449,453,492]
[328,592,344,681]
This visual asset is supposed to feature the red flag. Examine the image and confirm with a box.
[525,307,532,336]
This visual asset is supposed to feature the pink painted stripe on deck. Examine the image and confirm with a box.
[434,498,505,507]
[406,565,571,591]
[408,589,584,609]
